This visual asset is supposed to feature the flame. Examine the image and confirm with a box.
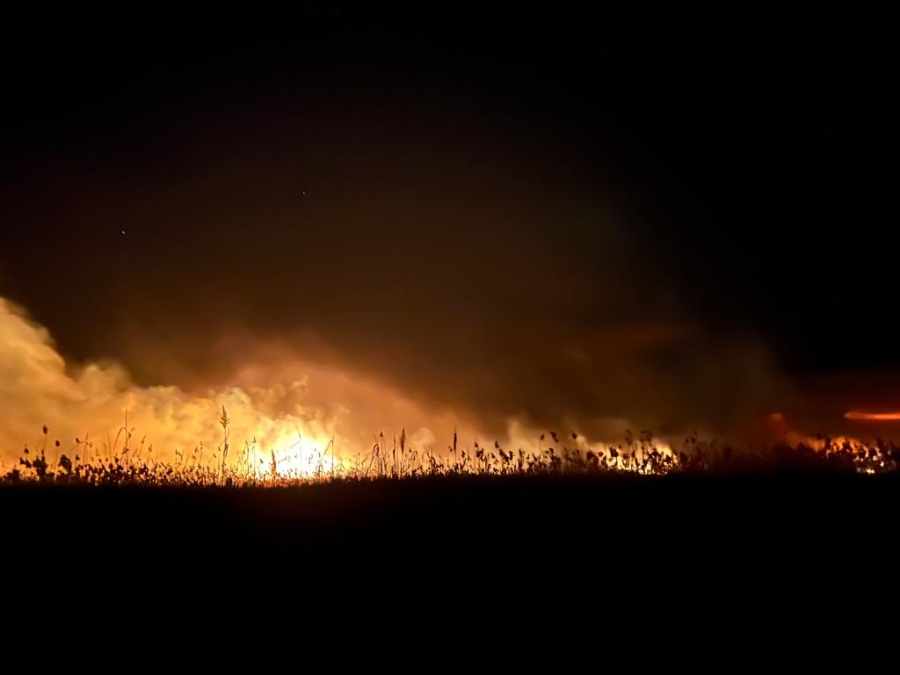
[4,296,669,480]
[844,411,900,421]
[761,411,885,469]
[2,295,695,482]
[0,296,478,477]
[243,424,337,479]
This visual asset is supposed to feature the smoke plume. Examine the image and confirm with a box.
[0,89,799,460]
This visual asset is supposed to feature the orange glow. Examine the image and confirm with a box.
[844,411,900,421]
[2,296,897,483]
[0,296,476,477]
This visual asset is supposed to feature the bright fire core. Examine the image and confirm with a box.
[250,429,337,479]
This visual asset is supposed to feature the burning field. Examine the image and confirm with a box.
[3,295,899,486]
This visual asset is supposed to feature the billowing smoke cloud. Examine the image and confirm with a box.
[0,88,800,457]
[0,301,789,481]
[0,297,485,472]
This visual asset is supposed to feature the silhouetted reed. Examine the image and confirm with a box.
[3,412,897,487]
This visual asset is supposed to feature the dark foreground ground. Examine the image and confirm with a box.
[3,472,898,671]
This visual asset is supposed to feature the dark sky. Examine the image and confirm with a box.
[2,7,898,436]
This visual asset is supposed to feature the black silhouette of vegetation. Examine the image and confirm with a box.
[3,408,898,487]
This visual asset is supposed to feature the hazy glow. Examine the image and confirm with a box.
[0,296,472,475]
[3,295,668,478]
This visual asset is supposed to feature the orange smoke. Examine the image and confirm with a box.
[2,295,651,479]
[0,296,487,477]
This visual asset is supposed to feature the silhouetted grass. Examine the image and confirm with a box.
[3,410,897,487]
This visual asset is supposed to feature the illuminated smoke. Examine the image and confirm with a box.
[5,293,898,481]
[1,293,692,480]
[0,296,488,475]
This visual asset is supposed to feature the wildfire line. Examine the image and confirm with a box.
[844,411,900,421]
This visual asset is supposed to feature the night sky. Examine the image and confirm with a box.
[2,7,899,437]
